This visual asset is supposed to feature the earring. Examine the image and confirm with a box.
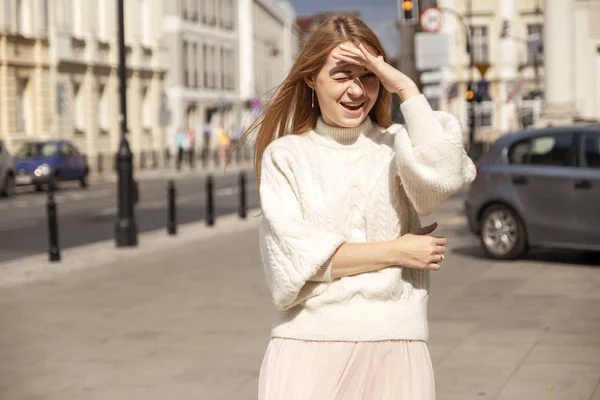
[311,88,315,108]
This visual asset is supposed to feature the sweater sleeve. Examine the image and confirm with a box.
[259,144,347,311]
[394,94,476,215]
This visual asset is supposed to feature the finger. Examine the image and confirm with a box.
[429,254,443,264]
[435,245,446,255]
[435,236,447,246]
[331,52,363,66]
[357,42,377,61]
[338,44,365,59]
[412,222,437,235]
[426,263,441,271]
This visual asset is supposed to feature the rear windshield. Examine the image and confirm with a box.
[16,142,59,158]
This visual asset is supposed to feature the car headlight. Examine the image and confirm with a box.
[34,163,51,177]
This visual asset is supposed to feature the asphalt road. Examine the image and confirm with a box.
[0,171,259,263]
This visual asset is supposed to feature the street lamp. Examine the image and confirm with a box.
[115,0,138,247]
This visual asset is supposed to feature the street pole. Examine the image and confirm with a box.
[466,0,477,158]
[115,0,138,247]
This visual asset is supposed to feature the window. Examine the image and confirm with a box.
[16,78,29,133]
[202,44,208,87]
[527,24,543,66]
[73,82,85,133]
[220,47,225,89]
[192,43,198,87]
[509,134,575,167]
[508,140,530,164]
[471,26,489,64]
[17,142,58,158]
[141,87,151,129]
[182,40,188,86]
[581,133,600,168]
[181,0,188,19]
[97,84,109,132]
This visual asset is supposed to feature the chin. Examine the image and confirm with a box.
[336,114,368,128]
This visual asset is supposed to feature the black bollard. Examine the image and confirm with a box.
[206,174,215,226]
[167,180,177,235]
[47,188,61,262]
[239,171,247,219]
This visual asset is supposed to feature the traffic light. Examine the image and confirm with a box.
[466,89,475,102]
[402,0,416,21]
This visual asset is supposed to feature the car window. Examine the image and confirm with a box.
[508,140,531,164]
[581,133,600,168]
[17,142,59,158]
[61,144,73,156]
[529,134,574,167]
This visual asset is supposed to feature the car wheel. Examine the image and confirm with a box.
[1,174,15,197]
[480,204,528,260]
[79,174,88,188]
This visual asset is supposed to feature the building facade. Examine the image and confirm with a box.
[0,0,168,172]
[432,0,544,145]
[162,0,238,154]
[238,0,299,130]
[432,0,600,145]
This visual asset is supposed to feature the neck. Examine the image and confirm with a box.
[313,117,374,146]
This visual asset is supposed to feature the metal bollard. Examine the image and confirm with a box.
[167,180,177,235]
[239,171,247,219]
[47,189,61,262]
[206,174,215,226]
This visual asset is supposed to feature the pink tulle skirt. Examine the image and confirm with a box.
[258,338,435,400]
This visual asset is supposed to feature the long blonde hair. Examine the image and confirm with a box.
[240,14,393,188]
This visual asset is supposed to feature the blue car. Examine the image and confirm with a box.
[13,140,89,191]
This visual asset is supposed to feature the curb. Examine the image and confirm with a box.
[89,162,255,184]
[0,208,262,289]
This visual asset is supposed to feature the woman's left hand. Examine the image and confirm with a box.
[332,42,421,101]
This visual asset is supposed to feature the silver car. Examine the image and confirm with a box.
[464,125,600,259]
[0,140,15,197]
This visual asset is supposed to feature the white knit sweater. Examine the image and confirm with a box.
[258,95,476,342]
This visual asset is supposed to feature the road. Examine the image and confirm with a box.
[0,190,598,399]
[0,170,259,263]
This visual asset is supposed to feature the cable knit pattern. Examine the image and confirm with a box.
[258,95,476,341]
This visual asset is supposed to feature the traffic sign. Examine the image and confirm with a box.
[419,7,444,32]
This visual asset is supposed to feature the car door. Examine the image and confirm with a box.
[569,131,600,248]
[59,143,76,180]
[68,144,86,178]
[505,132,580,246]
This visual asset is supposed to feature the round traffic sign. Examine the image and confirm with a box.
[419,7,444,32]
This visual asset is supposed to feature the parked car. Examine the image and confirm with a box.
[13,140,89,191]
[0,140,16,197]
[464,125,600,259]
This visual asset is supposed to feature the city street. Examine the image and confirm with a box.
[0,166,259,263]
[0,192,598,399]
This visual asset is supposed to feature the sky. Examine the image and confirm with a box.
[288,0,400,58]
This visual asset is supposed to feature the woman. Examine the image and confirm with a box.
[246,14,476,399]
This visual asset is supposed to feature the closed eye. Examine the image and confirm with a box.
[361,73,377,79]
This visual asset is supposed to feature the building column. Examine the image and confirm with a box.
[538,0,578,125]
[238,0,253,101]
[498,0,517,133]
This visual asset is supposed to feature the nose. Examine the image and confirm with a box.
[347,78,366,97]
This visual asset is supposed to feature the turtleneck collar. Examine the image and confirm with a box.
[310,116,376,149]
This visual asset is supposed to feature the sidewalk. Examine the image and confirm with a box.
[0,201,599,399]
[89,159,255,184]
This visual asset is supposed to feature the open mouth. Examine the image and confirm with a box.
[340,102,365,111]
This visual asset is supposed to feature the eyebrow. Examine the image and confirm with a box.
[329,68,369,75]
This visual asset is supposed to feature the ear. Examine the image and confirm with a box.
[304,75,316,89]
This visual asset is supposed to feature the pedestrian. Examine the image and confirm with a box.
[216,124,231,166]
[247,14,476,399]
[174,127,187,171]
[202,122,212,166]
[186,127,196,169]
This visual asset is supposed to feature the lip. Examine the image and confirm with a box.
[339,101,366,117]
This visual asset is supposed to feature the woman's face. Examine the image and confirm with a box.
[311,41,381,128]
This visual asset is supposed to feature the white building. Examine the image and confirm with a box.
[238,0,299,129]
[0,0,168,172]
[432,0,600,146]
[434,0,545,146]
[162,0,239,155]
[162,0,299,156]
